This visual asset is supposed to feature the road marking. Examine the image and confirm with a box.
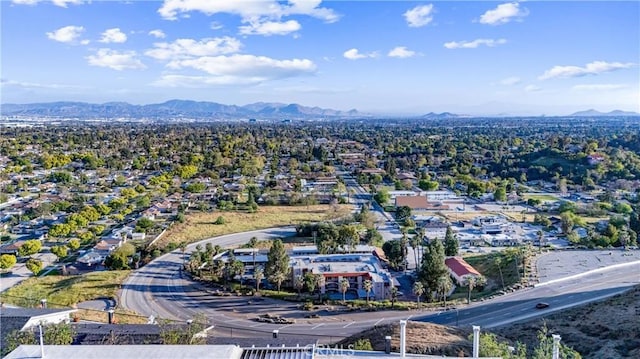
[343,322,355,328]
[311,323,325,329]
[279,324,293,330]
[250,323,265,328]
[374,318,385,326]
[406,315,413,320]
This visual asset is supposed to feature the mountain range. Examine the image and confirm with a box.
[0,100,366,120]
[569,109,640,117]
[1,100,638,120]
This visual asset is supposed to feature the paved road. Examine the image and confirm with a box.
[419,263,640,328]
[120,222,640,343]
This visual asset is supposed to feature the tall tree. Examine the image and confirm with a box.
[266,239,290,292]
[340,278,350,304]
[0,254,17,271]
[418,239,449,301]
[25,258,43,276]
[413,281,425,308]
[253,265,264,292]
[444,226,459,256]
[363,279,373,303]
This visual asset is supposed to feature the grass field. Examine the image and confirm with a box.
[154,204,352,249]
[523,193,560,202]
[0,270,130,308]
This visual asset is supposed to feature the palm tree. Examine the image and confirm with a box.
[437,275,452,307]
[462,276,476,304]
[390,287,398,309]
[340,278,350,304]
[412,281,425,309]
[409,235,419,271]
[363,279,373,303]
[294,274,304,297]
[494,256,505,290]
[253,265,264,292]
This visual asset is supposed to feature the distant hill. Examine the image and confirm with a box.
[420,112,463,119]
[0,100,369,120]
[569,109,639,117]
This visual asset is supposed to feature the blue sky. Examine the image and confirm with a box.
[1,0,638,115]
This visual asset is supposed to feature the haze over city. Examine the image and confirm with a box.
[1,0,638,115]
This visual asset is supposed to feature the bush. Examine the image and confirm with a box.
[214,216,226,225]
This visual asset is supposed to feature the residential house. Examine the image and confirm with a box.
[445,256,482,285]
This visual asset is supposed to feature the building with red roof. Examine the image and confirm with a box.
[445,256,482,285]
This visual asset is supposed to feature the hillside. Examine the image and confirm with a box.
[494,285,640,359]
[337,321,474,357]
[338,285,639,358]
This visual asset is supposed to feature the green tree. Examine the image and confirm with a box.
[444,226,459,256]
[25,258,43,276]
[412,281,425,308]
[373,188,389,205]
[340,278,350,303]
[418,239,449,302]
[253,265,264,292]
[614,202,633,214]
[493,186,507,202]
[382,240,406,271]
[363,279,373,303]
[475,332,527,359]
[293,274,304,296]
[0,254,17,271]
[160,314,208,345]
[51,245,68,262]
[436,275,452,306]
[532,323,582,359]
[18,240,42,257]
[560,211,575,235]
[418,179,439,191]
[463,275,486,304]
[396,206,412,222]
[266,239,290,292]
[67,238,81,251]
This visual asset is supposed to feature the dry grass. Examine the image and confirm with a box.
[0,271,130,308]
[154,205,352,248]
[74,308,148,324]
[337,321,473,357]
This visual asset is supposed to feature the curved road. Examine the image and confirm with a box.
[120,225,640,343]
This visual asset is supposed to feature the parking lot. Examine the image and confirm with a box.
[536,249,640,283]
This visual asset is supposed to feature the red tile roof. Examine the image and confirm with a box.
[445,256,481,277]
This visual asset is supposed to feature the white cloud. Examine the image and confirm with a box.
[539,61,635,80]
[403,4,434,27]
[500,76,521,85]
[153,54,316,86]
[145,37,242,61]
[158,0,339,23]
[572,84,629,91]
[12,0,39,5]
[479,2,528,25]
[524,85,542,92]
[343,48,377,60]
[0,79,86,89]
[239,20,301,36]
[99,28,128,43]
[444,38,507,49]
[52,0,83,7]
[46,25,86,44]
[388,46,416,58]
[87,49,146,70]
[148,29,166,39]
[13,0,83,7]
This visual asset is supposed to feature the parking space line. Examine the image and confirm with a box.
[374,318,385,326]
[311,323,325,329]
[343,322,355,328]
